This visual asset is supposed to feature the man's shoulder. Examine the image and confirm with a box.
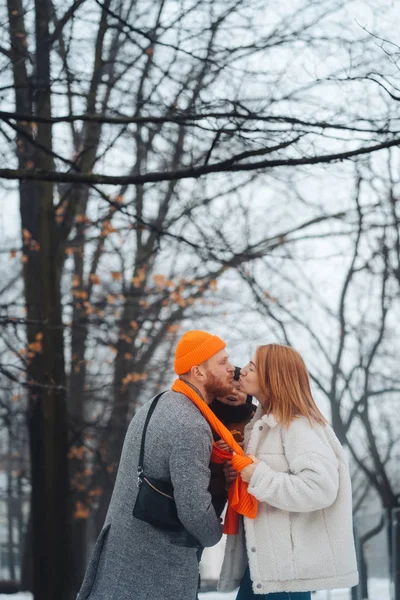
[164,391,211,428]
[143,390,211,432]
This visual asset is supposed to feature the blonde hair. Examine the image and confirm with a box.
[255,344,327,427]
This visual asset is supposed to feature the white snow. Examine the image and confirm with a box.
[0,578,390,599]
[199,578,391,599]
[0,595,31,600]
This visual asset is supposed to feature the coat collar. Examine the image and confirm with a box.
[261,413,278,428]
[248,404,279,429]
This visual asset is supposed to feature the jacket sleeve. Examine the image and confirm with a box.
[169,421,222,547]
[248,422,339,512]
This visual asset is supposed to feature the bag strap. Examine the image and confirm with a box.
[137,392,166,476]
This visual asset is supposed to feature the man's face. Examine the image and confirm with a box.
[203,349,234,398]
[215,379,247,406]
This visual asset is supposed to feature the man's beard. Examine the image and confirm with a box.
[204,371,233,399]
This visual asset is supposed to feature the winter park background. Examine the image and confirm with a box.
[0,0,400,598]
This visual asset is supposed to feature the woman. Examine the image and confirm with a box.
[219,344,358,599]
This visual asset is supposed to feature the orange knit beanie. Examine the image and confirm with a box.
[174,330,226,375]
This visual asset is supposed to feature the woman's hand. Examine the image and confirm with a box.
[240,455,259,483]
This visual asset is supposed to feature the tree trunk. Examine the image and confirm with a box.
[23,197,69,600]
[351,533,368,600]
[20,511,32,592]
[66,215,91,600]
[23,195,69,600]
[6,433,16,582]
[6,0,67,594]
[19,0,69,597]
[15,475,27,588]
[386,507,400,600]
[63,1,111,585]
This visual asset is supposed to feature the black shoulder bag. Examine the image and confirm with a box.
[132,392,182,532]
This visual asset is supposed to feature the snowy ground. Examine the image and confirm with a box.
[198,578,391,599]
[0,596,31,600]
[0,579,391,600]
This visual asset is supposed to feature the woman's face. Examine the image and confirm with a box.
[239,354,267,405]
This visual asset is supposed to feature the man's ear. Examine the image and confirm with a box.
[191,365,205,381]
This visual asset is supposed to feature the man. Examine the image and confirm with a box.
[77,330,234,600]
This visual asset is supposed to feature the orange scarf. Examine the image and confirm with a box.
[171,378,258,534]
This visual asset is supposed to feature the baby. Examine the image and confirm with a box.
[208,367,256,517]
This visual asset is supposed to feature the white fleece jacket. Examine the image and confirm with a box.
[218,406,358,594]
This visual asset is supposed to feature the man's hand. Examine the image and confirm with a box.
[240,456,260,483]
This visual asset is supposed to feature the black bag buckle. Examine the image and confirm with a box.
[137,466,143,487]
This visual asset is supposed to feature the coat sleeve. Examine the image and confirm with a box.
[169,421,222,547]
[248,421,339,512]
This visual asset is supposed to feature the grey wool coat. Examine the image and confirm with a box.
[77,390,222,600]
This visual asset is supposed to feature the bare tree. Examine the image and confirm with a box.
[1,0,400,598]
